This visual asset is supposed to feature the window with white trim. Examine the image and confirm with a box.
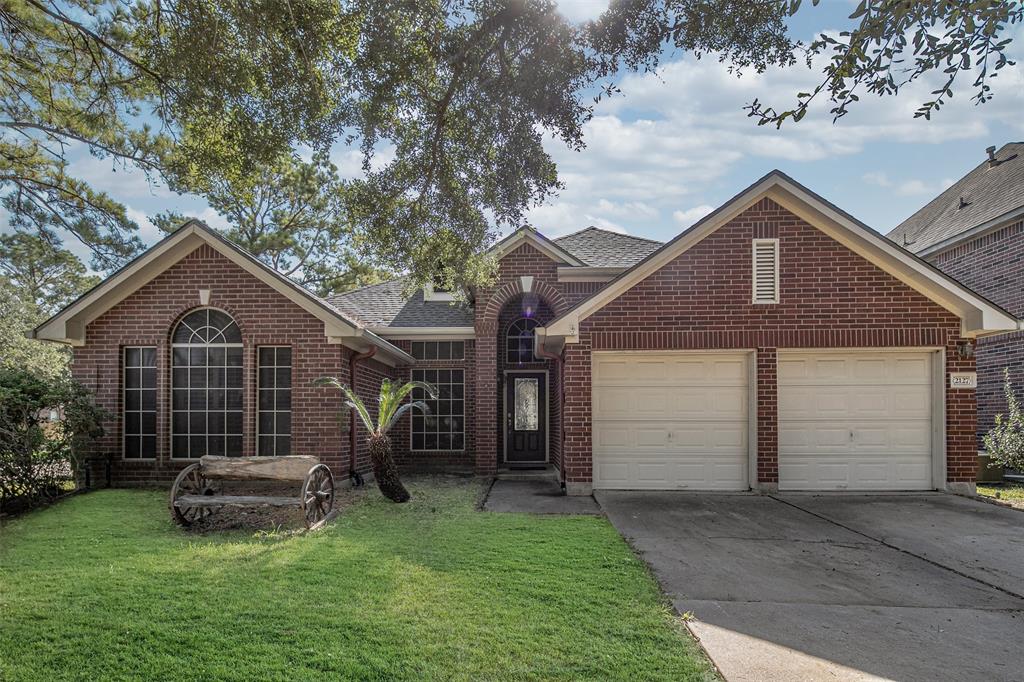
[752,238,780,304]
[506,318,540,363]
[123,347,156,459]
[171,309,243,458]
[411,341,464,360]
[411,369,464,451]
[257,347,292,456]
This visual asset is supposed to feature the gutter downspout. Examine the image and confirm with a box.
[534,344,566,492]
[348,347,377,486]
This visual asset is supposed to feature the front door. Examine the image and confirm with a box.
[504,372,547,465]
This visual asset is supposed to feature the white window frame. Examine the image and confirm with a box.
[752,238,780,305]
[122,346,157,460]
[170,308,244,460]
[411,340,465,361]
[256,345,292,457]
[410,368,465,452]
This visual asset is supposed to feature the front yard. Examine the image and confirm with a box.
[0,476,716,681]
[978,481,1024,509]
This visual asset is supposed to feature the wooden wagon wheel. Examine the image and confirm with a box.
[169,463,217,526]
[301,464,335,528]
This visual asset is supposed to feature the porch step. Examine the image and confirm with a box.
[495,468,558,482]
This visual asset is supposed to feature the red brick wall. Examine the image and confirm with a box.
[496,295,559,468]
[473,243,569,474]
[928,220,1024,447]
[756,348,778,483]
[562,198,974,487]
[72,245,394,486]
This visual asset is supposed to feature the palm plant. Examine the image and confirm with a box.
[314,377,437,503]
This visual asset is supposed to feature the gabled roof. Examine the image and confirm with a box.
[489,226,586,265]
[327,278,474,334]
[554,227,663,267]
[540,170,1019,343]
[888,142,1024,255]
[31,220,414,365]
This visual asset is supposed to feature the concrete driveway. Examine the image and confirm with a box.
[597,492,1024,682]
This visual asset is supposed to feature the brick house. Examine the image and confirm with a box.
[888,142,1024,451]
[33,171,1017,495]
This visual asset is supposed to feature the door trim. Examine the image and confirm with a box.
[502,369,550,464]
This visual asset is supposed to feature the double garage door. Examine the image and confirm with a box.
[592,351,935,491]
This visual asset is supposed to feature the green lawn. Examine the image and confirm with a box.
[978,481,1024,508]
[0,477,717,681]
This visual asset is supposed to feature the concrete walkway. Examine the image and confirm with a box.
[483,478,601,514]
[598,491,1024,682]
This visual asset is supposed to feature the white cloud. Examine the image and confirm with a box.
[673,205,715,227]
[524,36,1024,237]
[330,143,396,179]
[862,171,892,187]
[125,207,163,243]
[861,171,959,197]
[596,199,659,220]
[68,153,174,200]
[556,0,608,23]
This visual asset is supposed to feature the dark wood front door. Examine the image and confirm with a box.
[504,372,547,465]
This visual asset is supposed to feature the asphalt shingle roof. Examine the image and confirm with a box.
[327,226,665,328]
[553,226,663,267]
[888,142,1024,253]
[326,278,474,328]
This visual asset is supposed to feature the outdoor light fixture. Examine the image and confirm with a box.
[957,340,975,359]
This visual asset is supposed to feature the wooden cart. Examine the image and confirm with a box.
[170,455,335,529]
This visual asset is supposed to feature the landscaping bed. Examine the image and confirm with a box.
[977,481,1024,510]
[0,475,717,681]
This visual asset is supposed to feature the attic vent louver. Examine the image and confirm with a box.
[752,238,779,304]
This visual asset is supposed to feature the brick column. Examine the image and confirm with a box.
[946,336,978,495]
[474,320,498,476]
[562,338,593,495]
[756,347,778,491]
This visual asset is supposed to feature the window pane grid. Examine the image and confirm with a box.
[411,369,464,451]
[123,347,157,459]
[258,346,292,457]
[506,318,539,363]
[411,341,464,361]
[172,310,243,459]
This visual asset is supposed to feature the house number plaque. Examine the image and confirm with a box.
[949,373,977,389]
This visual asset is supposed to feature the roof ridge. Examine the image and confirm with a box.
[889,141,1024,243]
[328,275,407,301]
[554,225,663,244]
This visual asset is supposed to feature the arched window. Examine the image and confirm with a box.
[171,309,243,458]
[506,317,540,364]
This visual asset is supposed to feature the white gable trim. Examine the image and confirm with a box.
[541,172,1018,341]
[490,227,586,266]
[371,326,476,340]
[30,221,414,365]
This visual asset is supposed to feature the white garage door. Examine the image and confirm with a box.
[592,352,749,490]
[778,351,934,491]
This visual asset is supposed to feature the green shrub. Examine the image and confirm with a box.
[0,367,107,512]
[983,368,1024,472]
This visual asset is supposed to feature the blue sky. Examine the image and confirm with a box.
[8,1,1024,263]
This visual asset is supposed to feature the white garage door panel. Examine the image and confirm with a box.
[593,353,749,490]
[778,351,934,491]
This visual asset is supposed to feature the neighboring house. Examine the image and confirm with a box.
[32,171,1017,495]
[888,142,1024,450]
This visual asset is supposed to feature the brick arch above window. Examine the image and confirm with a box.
[479,278,567,322]
[163,302,249,343]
